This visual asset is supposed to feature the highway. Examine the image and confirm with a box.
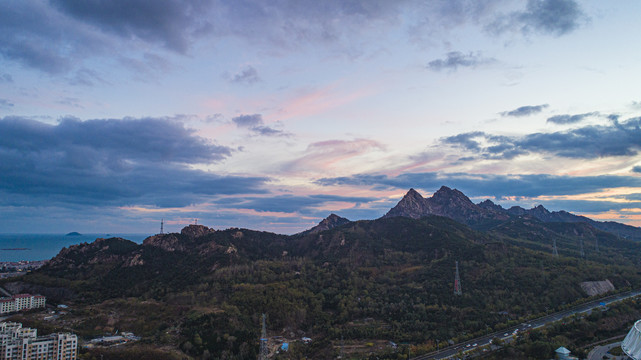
[411,289,641,360]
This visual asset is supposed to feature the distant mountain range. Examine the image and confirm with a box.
[10,185,641,359]
[308,186,641,241]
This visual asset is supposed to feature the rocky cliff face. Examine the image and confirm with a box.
[383,186,509,225]
[303,214,351,234]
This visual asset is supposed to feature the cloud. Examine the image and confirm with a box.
[546,112,598,124]
[216,194,377,215]
[427,51,496,72]
[0,99,14,108]
[231,114,288,137]
[0,116,263,208]
[633,166,641,173]
[501,104,549,117]
[489,0,585,36]
[316,172,641,199]
[228,66,260,84]
[443,116,641,159]
[0,74,12,83]
[284,139,386,172]
[50,0,212,54]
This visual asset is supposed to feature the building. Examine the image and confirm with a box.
[0,294,46,314]
[0,322,77,360]
[623,319,641,360]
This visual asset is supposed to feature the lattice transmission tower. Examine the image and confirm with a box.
[259,313,268,360]
[579,238,585,258]
[454,261,462,296]
[160,219,164,234]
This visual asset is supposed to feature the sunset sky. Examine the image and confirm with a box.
[2,0,641,234]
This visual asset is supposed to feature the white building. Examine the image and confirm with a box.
[0,322,77,360]
[623,319,641,360]
[0,294,46,314]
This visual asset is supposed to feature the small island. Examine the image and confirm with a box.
[65,232,82,236]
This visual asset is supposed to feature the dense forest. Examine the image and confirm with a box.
[5,213,641,359]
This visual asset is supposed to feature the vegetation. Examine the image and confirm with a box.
[4,215,641,359]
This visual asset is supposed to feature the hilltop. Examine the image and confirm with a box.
[4,186,641,359]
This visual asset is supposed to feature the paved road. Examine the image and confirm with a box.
[412,289,641,360]
[587,341,622,360]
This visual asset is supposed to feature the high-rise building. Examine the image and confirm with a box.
[0,322,77,360]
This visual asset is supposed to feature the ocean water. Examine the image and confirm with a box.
[0,233,150,262]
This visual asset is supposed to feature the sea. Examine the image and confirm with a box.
[0,233,151,262]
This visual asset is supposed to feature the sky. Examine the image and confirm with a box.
[2,0,641,234]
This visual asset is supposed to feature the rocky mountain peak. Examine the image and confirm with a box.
[383,188,432,219]
[478,199,504,212]
[431,186,473,205]
[181,224,215,239]
[303,213,351,234]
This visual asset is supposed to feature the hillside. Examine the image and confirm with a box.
[5,187,641,359]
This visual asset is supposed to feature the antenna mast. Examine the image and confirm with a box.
[160,219,164,234]
[259,313,268,360]
[454,261,462,296]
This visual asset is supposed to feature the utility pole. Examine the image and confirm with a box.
[454,261,462,296]
[552,238,558,257]
[259,314,268,360]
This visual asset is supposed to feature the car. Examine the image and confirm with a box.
[503,333,509,336]
[466,344,471,348]
[472,343,477,347]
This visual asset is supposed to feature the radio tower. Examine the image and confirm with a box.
[259,313,268,360]
[552,238,558,257]
[454,261,462,296]
[160,219,164,234]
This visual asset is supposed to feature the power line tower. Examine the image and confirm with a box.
[552,238,558,257]
[579,238,585,258]
[160,219,164,234]
[259,313,268,360]
[454,261,462,296]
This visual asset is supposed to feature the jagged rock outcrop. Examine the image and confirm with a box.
[302,214,351,235]
[383,186,509,226]
[143,234,184,252]
[181,224,215,238]
[580,279,615,296]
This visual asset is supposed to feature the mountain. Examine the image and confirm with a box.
[383,186,509,227]
[482,199,641,241]
[382,187,641,240]
[10,185,641,359]
[298,213,351,235]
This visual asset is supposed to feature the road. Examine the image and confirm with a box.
[586,341,622,360]
[411,289,641,360]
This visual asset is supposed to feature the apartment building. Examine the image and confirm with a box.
[0,322,76,360]
[0,294,46,314]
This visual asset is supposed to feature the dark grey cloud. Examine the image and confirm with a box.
[316,172,641,200]
[0,116,267,208]
[501,104,549,117]
[0,74,12,83]
[427,51,496,72]
[633,166,641,173]
[50,0,212,54]
[443,116,641,160]
[488,0,584,36]
[0,99,14,108]
[231,114,289,137]
[229,66,260,84]
[547,112,598,124]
